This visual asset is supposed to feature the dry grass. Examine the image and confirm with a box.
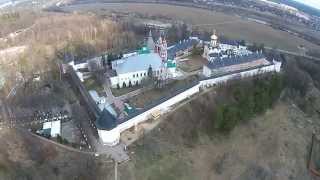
[111,85,141,97]
[120,97,317,180]
[128,75,198,108]
[0,128,114,180]
[178,55,207,72]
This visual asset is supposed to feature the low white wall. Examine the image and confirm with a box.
[98,128,120,146]
[98,84,199,145]
[117,84,200,132]
[99,61,282,146]
[200,63,280,88]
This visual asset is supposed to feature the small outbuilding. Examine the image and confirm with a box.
[42,120,61,138]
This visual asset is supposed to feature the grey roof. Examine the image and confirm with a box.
[202,63,275,81]
[207,53,265,69]
[114,53,162,74]
[96,108,117,130]
[167,39,199,59]
[89,90,100,103]
[220,39,241,46]
[204,39,243,48]
[147,30,155,50]
[209,53,220,57]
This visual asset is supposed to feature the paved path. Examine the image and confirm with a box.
[96,142,130,163]
[71,104,128,162]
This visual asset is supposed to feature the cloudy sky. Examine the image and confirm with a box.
[293,0,320,9]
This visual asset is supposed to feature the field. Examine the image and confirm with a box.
[63,3,320,52]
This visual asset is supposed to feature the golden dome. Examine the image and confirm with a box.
[211,29,218,40]
[211,34,218,40]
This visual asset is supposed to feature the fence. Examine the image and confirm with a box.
[68,60,281,145]
[68,67,101,119]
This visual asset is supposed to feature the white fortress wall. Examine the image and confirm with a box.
[98,60,282,146]
[98,128,121,146]
[117,84,200,133]
[200,62,281,87]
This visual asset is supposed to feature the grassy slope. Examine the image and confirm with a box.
[120,97,317,180]
[0,128,113,180]
[119,58,320,180]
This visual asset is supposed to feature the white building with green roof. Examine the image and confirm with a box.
[110,31,179,88]
[110,47,164,88]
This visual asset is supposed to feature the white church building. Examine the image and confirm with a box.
[109,31,177,88]
[110,52,163,88]
[203,30,252,62]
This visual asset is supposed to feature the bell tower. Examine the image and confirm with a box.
[211,29,218,48]
[155,34,169,88]
[156,35,167,62]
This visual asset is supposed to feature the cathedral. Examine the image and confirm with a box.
[110,31,177,88]
[202,30,272,77]
[203,30,251,62]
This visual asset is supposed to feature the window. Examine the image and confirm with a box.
[144,72,146,76]
[140,73,142,77]
[133,74,135,78]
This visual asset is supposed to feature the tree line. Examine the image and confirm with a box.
[212,74,284,133]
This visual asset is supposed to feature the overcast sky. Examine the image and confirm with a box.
[293,0,320,10]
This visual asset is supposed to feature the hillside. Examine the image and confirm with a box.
[119,101,316,180]
[116,58,320,180]
[0,128,114,180]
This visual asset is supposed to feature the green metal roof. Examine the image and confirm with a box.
[166,60,176,68]
[138,46,151,54]
[124,103,136,115]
